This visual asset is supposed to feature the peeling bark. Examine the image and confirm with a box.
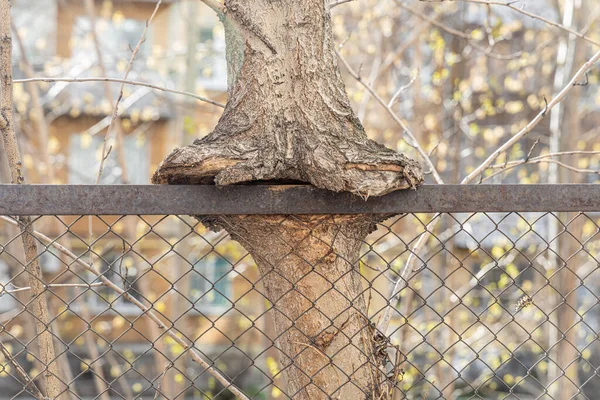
[153,0,422,197]
[154,1,422,398]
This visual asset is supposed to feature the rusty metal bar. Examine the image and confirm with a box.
[0,184,599,215]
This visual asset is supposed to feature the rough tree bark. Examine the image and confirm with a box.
[153,1,423,398]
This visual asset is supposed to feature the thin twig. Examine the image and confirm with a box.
[153,363,172,400]
[0,216,250,400]
[483,158,600,182]
[0,2,63,397]
[82,4,175,391]
[420,0,600,47]
[82,1,140,392]
[462,47,600,183]
[336,49,444,184]
[378,45,600,334]
[388,71,419,108]
[1,282,105,294]
[13,77,225,108]
[80,87,151,137]
[0,340,44,400]
[489,150,600,169]
[97,0,163,184]
[331,0,355,8]
[84,0,131,187]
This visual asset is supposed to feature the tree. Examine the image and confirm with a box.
[1,1,62,397]
[152,0,424,398]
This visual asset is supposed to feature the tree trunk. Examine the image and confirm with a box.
[153,0,422,196]
[154,1,423,398]
[222,214,389,399]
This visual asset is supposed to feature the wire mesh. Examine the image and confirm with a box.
[0,207,598,399]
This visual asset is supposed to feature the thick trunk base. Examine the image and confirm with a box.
[152,0,423,197]
[216,214,390,399]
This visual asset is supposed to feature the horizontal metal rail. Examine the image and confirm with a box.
[0,184,599,215]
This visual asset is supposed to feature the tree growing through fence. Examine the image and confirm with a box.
[4,0,600,398]
[152,1,424,398]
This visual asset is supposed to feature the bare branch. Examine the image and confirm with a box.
[398,1,522,60]
[482,150,600,182]
[82,87,151,137]
[0,340,44,400]
[2,282,105,294]
[336,49,445,184]
[200,0,225,16]
[13,77,225,108]
[331,0,355,8]
[0,216,250,400]
[380,44,600,335]
[462,47,600,184]
[388,70,418,108]
[488,150,600,169]
[153,364,172,400]
[84,0,131,187]
[98,0,163,184]
[378,214,441,333]
[420,0,600,47]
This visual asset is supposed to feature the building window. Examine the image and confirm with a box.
[69,133,150,184]
[190,256,232,310]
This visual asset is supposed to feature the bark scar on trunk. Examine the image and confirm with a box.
[152,0,424,197]
[152,129,423,197]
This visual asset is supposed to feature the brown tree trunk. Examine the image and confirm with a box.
[221,215,387,399]
[154,1,423,398]
[153,0,421,196]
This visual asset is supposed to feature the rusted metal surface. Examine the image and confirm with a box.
[0,184,598,215]
[0,185,598,399]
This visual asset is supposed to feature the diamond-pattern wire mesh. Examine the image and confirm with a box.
[0,210,599,399]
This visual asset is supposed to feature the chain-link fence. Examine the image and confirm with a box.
[0,185,599,399]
